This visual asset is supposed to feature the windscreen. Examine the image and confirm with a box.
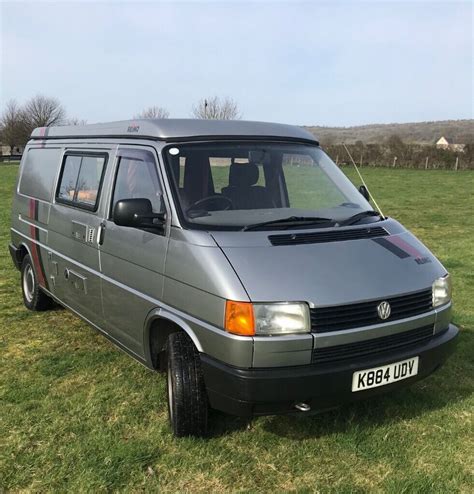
[164,142,372,230]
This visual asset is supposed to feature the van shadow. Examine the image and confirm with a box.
[208,328,472,440]
[207,409,253,437]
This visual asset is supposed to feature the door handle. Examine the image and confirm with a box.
[98,221,106,246]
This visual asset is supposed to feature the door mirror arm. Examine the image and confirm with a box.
[134,212,165,221]
[133,212,166,229]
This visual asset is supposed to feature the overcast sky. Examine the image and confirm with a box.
[1,0,472,126]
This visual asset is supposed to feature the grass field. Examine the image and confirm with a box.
[1,163,473,492]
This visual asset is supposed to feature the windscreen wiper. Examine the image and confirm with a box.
[242,216,335,232]
[337,210,382,226]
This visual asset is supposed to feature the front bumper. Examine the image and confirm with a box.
[201,324,458,417]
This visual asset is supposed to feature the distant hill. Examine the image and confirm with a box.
[304,119,473,145]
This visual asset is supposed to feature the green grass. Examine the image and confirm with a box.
[1,164,473,492]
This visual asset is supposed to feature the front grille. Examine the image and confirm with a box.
[310,289,433,333]
[312,325,435,364]
[269,226,388,246]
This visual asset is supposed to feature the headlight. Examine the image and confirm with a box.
[225,301,310,336]
[254,303,311,335]
[432,274,452,307]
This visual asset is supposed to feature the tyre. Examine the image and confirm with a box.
[166,331,209,437]
[21,254,53,311]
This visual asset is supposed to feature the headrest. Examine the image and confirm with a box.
[229,163,259,187]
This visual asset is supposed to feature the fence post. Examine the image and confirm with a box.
[335,155,339,166]
[455,156,459,171]
[425,156,429,170]
[393,156,398,168]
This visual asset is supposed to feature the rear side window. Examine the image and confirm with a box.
[19,148,61,201]
[56,153,107,211]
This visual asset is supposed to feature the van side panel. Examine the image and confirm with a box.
[164,229,249,305]
[99,224,167,358]
[10,201,51,291]
[162,229,249,333]
[161,231,254,367]
[46,145,113,328]
[11,146,62,292]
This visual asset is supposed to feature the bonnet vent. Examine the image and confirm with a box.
[269,226,389,246]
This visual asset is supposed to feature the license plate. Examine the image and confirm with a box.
[352,356,419,392]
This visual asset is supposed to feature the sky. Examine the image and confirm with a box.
[0,0,472,126]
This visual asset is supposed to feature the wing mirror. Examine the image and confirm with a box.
[359,185,370,202]
[113,198,165,229]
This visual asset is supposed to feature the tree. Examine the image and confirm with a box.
[63,118,88,126]
[23,95,66,129]
[191,96,241,120]
[0,100,29,153]
[134,106,170,119]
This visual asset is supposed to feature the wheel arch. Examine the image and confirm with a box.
[144,308,203,370]
[17,242,32,266]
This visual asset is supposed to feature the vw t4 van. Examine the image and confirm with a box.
[10,119,458,436]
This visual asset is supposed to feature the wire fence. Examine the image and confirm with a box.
[0,155,22,163]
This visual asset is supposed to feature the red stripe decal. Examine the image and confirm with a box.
[29,197,35,219]
[386,236,424,259]
[28,199,46,287]
[39,128,47,147]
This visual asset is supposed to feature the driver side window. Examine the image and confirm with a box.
[111,151,164,217]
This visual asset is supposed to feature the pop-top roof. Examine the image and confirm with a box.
[30,118,318,143]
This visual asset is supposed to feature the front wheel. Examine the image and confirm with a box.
[166,332,209,437]
[21,254,53,311]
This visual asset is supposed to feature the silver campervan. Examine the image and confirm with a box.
[10,120,458,437]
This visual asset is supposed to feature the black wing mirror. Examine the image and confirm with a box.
[359,185,370,202]
[113,198,165,229]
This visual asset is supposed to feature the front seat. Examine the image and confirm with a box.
[222,163,275,210]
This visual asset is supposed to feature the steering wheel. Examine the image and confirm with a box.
[186,195,234,215]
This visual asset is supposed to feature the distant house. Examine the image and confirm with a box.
[436,136,465,153]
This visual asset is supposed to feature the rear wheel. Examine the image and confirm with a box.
[166,332,208,437]
[21,254,53,311]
